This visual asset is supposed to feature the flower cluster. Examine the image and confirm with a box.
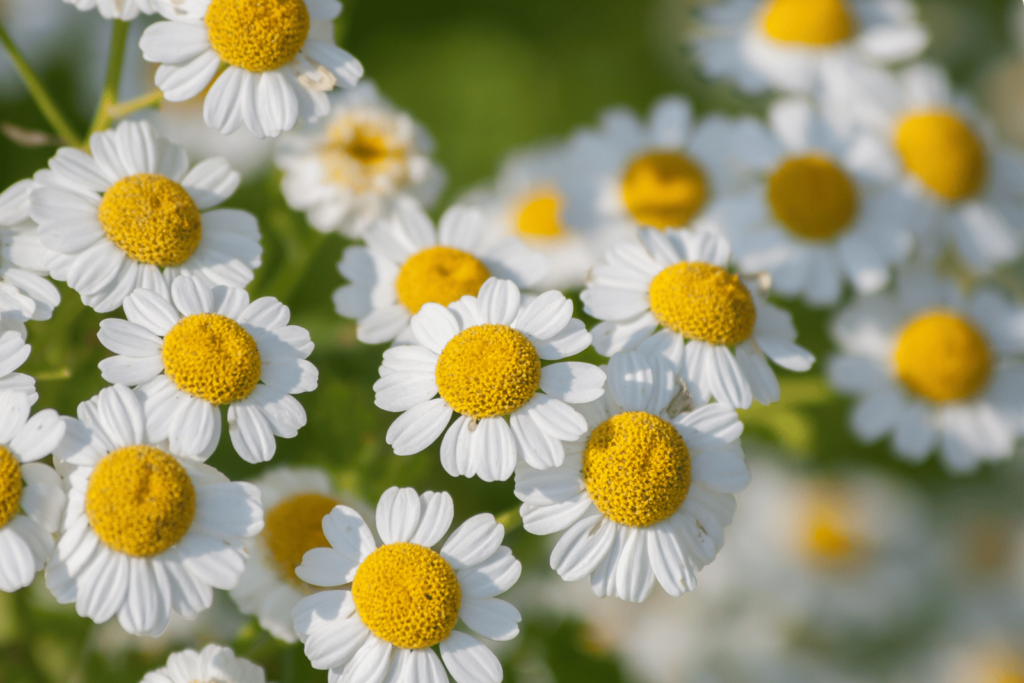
[0,0,1020,681]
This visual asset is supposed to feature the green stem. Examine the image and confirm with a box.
[107,90,164,120]
[0,21,81,146]
[496,505,522,532]
[87,20,130,139]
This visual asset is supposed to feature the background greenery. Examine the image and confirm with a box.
[0,0,1020,681]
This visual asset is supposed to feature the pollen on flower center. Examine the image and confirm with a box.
[352,542,461,650]
[321,117,409,192]
[895,110,987,202]
[622,151,708,229]
[894,310,992,403]
[162,313,262,406]
[768,155,858,240]
[205,0,310,73]
[583,412,691,528]
[516,189,566,238]
[98,173,202,267]
[86,445,196,557]
[761,0,857,46]
[435,324,542,419]
[0,447,22,530]
[263,493,338,585]
[395,246,491,314]
[648,262,757,346]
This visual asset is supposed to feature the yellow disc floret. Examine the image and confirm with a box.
[583,412,691,528]
[162,313,262,405]
[321,116,410,193]
[516,190,566,238]
[895,111,987,202]
[0,447,22,530]
[648,262,757,346]
[98,174,202,267]
[263,493,338,584]
[395,246,491,314]
[768,155,858,240]
[894,310,992,403]
[622,151,708,229]
[762,0,857,45]
[352,542,461,650]
[86,446,196,557]
[435,324,541,419]
[205,0,310,73]
[803,498,864,568]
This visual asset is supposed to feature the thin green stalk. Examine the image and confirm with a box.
[87,19,130,139]
[107,89,164,120]
[0,21,81,146]
[496,506,522,532]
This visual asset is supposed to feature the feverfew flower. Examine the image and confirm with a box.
[582,229,814,409]
[375,277,605,481]
[276,80,446,237]
[141,644,265,683]
[690,0,928,94]
[61,0,156,20]
[334,200,545,345]
[140,0,364,138]
[723,98,917,306]
[97,276,317,464]
[515,351,750,602]
[29,120,261,313]
[829,269,1024,472]
[47,385,263,636]
[0,392,66,593]
[293,487,521,683]
[0,180,61,322]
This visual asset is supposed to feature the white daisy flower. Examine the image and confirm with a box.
[0,320,37,405]
[721,97,917,306]
[0,180,62,322]
[463,142,626,291]
[515,351,750,602]
[334,200,546,345]
[0,392,66,593]
[276,79,447,238]
[829,269,1024,473]
[581,228,815,410]
[47,385,263,636]
[230,466,364,642]
[61,0,156,20]
[292,486,521,683]
[689,0,928,95]
[568,96,742,236]
[97,276,318,464]
[826,61,1024,271]
[141,644,266,683]
[28,119,261,314]
[140,0,364,139]
[375,277,605,481]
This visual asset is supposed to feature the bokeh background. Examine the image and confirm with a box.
[1,0,1024,681]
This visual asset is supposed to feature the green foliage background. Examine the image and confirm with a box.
[0,0,1020,681]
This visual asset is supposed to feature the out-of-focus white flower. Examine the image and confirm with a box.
[276,79,446,238]
[689,0,928,95]
[140,644,266,683]
[61,0,156,20]
[0,181,62,322]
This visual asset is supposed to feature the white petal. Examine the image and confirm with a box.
[440,632,502,683]
[410,491,454,548]
[375,487,421,545]
[539,362,606,404]
[457,546,521,599]
[440,514,504,570]
[385,399,452,455]
[459,598,521,641]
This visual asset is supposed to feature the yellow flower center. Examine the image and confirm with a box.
[622,151,708,229]
[516,189,566,238]
[321,117,410,192]
[395,246,491,315]
[86,445,196,558]
[761,0,857,45]
[648,262,757,346]
[352,542,461,650]
[435,324,541,420]
[98,174,202,267]
[205,0,310,73]
[894,310,992,403]
[162,313,262,406]
[0,447,22,529]
[803,498,865,568]
[583,412,691,528]
[895,110,987,202]
[768,155,858,240]
[263,492,338,585]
